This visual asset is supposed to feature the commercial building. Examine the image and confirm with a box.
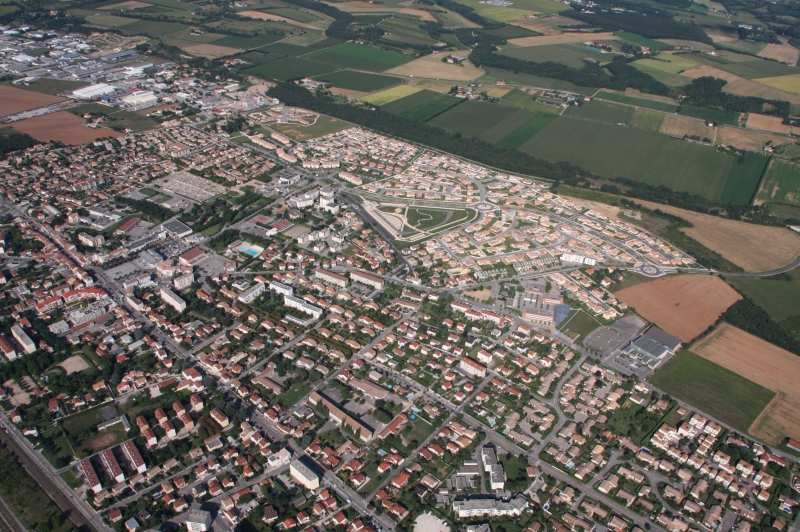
[0,334,17,361]
[161,219,193,238]
[70,83,116,100]
[160,288,186,313]
[290,459,320,490]
[314,268,348,288]
[350,269,385,290]
[238,282,265,304]
[452,495,528,518]
[11,325,35,354]
[185,509,212,532]
[622,326,682,370]
[178,247,206,266]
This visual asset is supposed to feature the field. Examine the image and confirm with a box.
[429,100,541,143]
[59,355,90,375]
[717,125,785,152]
[499,89,563,113]
[629,109,665,131]
[719,154,770,204]
[500,43,608,69]
[406,207,449,230]
[11,111,123,144]
[563,99,635,125]
[679,105,740,126]
[305,42,412,72]
[386,52,482,81]
[507,14,572,35]
[754,73,800,93]
[380,16,438,45]
[237,10,321,29]
[558,309,602,341]
[461,288,492,301]
[316,70,402,91]
[244,57,339,81]
[633,54,699,75]
[596,90,679,113]
[6,79,87,96]
[756,158,800,206]
[507,31,615,47]
[691,324,800,444]
[213,32,284,49]
[0,85,65,116]
[614,275,741,342]
[495,113,558,148]
[745,113,792,134]
[630,62,693,87]
[68,104,157,133]
[659,114,715,138]
[758,43,800,66]
[381,90,462,121]
[269,115,352,141]
[682,65,800,104]
[361,84,422,105]
[650,351,775,433]
[727,272,800,323]
[614,31,671,50]
[183,43,241,58]
[634,199,800,272]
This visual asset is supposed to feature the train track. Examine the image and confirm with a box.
[0,430,94,532]
[0,494,24,532]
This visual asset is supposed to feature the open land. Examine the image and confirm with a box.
[58,356,90,375]
[745,113,792,134]
[182,43,242,58]
[237,10,322,29]
[659,114,715,138]
[634,199,800,271]
[385,52,482,81]
[756,158,800,206]
[682,65,800,104]
[614,275,741,342]
[753,73,800,93]
[361,84,422,105]
[398,7,437,21]
[10,111,123,144]
[691,324,800,444]
[757,43,800,66]
[461,288,492,302]
[99,0,152,9]
[717,126,786,152]
[507,31,615,47]
[0,85,66,116]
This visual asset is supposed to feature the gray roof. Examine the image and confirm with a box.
[643,326,682,351]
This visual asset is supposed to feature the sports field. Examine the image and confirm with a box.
[316,70,402,91]
[650,351,775,433]
[382,90,462,121]
[305,42,412,72]
[558,309,602,341]
[361,84,422,105]
[756,158,800,206]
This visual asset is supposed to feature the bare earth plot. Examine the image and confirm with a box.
[717,126,785,152]
[692,324,800,445]
[507,31,615,47]
[615,275,741,342]
[634,199,800,272]
[758,43,800,66]
[0,85,66,116]
[461,288,492,301]
[386,52,482,81]
[11,111,123,144]
[745,113,792,134]
[508,15,571,35]
[99,1,152,9]
[238,10,321,29]
[682,65,800,104]
[399,7,437,21]
[59,356,90,375]
[659,115,714,138]
[183,43,242,58]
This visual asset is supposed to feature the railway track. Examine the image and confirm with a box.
[0,430,94,532]
[0,494,24,532]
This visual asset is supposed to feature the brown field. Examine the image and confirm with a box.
[745,112,792,134]
[330,87,368,99]
[623,88,680,105]
[59,356,90,375]
[89,432,118,451]
[0,85,66,116]
[238,10,321,28]
[398,7,437,21]
[708,32,739,42]
[183,43,242,58]
[507,31,615,47]
[659,114,715,138]
[11,111,123,144]
[758,43,800,66]
[682,65,800,104]
[508,15,571,35]
[386,52,482,81]
[692,323,800,445]
[615,275,741,342]
[3,380,30,406]
[323,1,396,11]
[409,79,457,93]
[99,0,152,9]
[634,199,800,272]
[717,125,785,152]
[462,288,492,301]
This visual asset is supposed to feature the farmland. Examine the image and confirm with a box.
[757,158,800,206]
[11,111,123,144]
[361,85,422,105]
[499,43,609,69]
[632,54,700,75]
[305,42,413,72]
[315,70,402,91]
[496,113,558,148]
[0,85,66,116]
[614,275,742,342]
[690,324,800,445]
[563,99,635,125]
[614,31,671,50]
[728,272,800,323]
[757,43,800,65]
[682,65,800,104]
[650,351,775,434]
[381,89,462,121]
[659,115,713,138]
[386,52,483,81]
[499,89,564,113]
[428,100,538,143]
[679,104,741,126]
[243,58,339,81]
[755,73,800,93]
[596,90,679,113]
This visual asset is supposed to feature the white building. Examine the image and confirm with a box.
[269,281,293,296]
[314,268,348,288]
[459,357,487,378]
[173,272,194,290]
[453,495,528,518]
[284,295,323,320]
[11,325,35,354]
[185,509,212,532]
[238,282,265,304]
[350,269,385,290]
[290,459,320,490]
[160,288,186,313]
[70,83,116,100]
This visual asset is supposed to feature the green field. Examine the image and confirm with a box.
[362,84,422,105]
[614,31,671,51]
[630,62,693,87]
[596,90,679,113]
[688,53,798,80]
[629,109,666,131]
[406,208,450,229]
[728,272,800,322]
[428,100,524,141]
[558,309,602,341]
[496,113,558,148]
[382,89,462,121]
[304,42,412,72]
[499,89,564,113]
[6,79,88,96]
[315,70,402,91]
[500,43,609,69]
[481,25,540,39]
[213,32,285,49]
[757,159,800,206]
[379,16,438,45]
[632,55,700,75]
[261,7,323,22]
[84,13,137,27]
[480,66,597,95]
[244,57,339,80]
[270,114,353,141]
[650,351,775,433]
[123,19,188,35]
[679,105,740,126]
[719,154,769,204]
[68,104,157,132]
[564,99,636,125]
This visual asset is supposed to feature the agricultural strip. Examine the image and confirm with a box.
[304,42,412,72]
[756,158,800,206]
[315,70,402,91]
[381,90,462,121]
[596,90,679,112]
[361,84,422,105]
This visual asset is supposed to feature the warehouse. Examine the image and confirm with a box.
[70,83,117,100]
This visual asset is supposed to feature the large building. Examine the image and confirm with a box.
[622,326,682,370]
[314,268,348,288]
[11,325,35,354]
[459,357,487,378]
[453,495,528,518]
[173,272,194,290]
[100,449,125,483]
[238,282,265,304]
[284,295,323,319]
[290,459,320,490]
[481,447,505,490]
[178,247,206,266]
[0,334,17,361]
[79,458,102,493]
[121,440,146,474]
[160,288,186,313]
[185,509,212,532]
[350,269,385,290]
[269,281,293,296]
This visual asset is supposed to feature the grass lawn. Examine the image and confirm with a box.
[650,351,775,433]
[727,273,800,322]
[270,114,352,141]
[38,425,74,467]
[68,103,157,132]
[5,79,88,96]
[406,207,450,230]
[557,309,602,341]
[139,187,159,197]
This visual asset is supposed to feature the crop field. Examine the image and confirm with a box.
[745,112,792,133]
[379,16,438,45]
[632,54,699,75]
[382,89,462,121]
[634,199,800,272]
[650,351,775,434]
[387,51,482,81]
[6,79,87,96]
[85,13,137,27]
[499,89,562,113]
[596,90,679,112]
[428,100,521,140]
[244,57,339,80]
[11,111,123,144]
[305,42,412,72]
[758,43,800,66]
[499,43,608,69]
[629,109,665,131]
[69,103,157,132]
[496,113,558,148]
[728,272,800,323]
[718,154,769,204]
[213,32,284,48]
[659,114,714,138]
[756,158,800,206]
[717,125,784,153]
[630,62,693,87]
[690,324,800,444]
[481,25,539,39]
[507,31,615,47]
[682,65,800,105]
[563,99,635,125]
[690,53,798,80]
[679,104,740,126]
[264,7,323,22]
[722,40,767,55]
[316,70,402,91]
[0,85,66,116]
[615,275,741,342]
[361,84,422,105]
[398,7,437,21]
[182,43,241,57]
[122,19,188,34]
[754,73,800,93]
[614,31,671,50]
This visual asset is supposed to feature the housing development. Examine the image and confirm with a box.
[1,14,800,532]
